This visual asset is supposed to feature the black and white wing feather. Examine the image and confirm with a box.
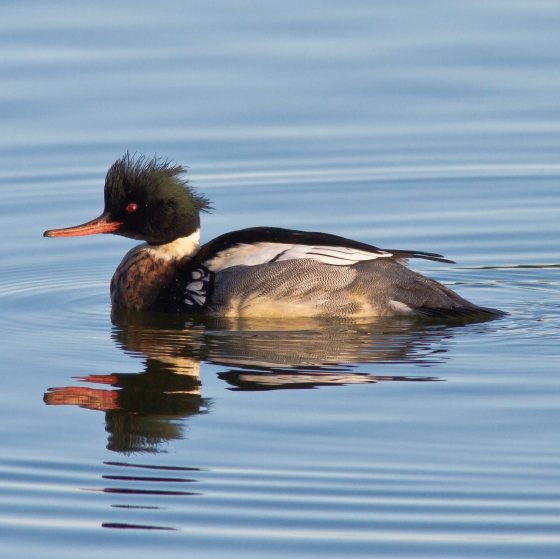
[203,242,394,271]
[191,227,454,272]
[183,266,214,308]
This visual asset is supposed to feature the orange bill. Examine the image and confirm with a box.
[44,212,122,237]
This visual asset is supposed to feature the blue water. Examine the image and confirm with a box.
[1,1,560,557]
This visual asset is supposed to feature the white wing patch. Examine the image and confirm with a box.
[205,242,392,272]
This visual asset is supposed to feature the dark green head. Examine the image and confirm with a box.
[104,153,212,245]
[44,153,212,244]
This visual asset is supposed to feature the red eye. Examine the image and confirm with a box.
[126,203,138,213]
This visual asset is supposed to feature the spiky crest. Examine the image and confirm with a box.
[104,152,212,214]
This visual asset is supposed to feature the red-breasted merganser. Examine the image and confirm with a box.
[44,153,503,318]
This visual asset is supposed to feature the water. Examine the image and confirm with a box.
[1,1,560,557]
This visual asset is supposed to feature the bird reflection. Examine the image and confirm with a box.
[44,309,483,453]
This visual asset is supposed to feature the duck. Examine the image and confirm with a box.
[44,153,503,319]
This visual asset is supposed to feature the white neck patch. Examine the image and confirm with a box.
[144,229,201,261]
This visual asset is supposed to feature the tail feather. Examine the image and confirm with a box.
[389,250,455,264]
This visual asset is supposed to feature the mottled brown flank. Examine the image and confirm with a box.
[110,251,179,311]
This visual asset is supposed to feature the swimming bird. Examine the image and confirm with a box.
[44,153,503,318]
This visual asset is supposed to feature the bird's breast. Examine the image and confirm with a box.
[110,247,180,311]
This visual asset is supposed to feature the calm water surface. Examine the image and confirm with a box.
[1,1,560,557]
